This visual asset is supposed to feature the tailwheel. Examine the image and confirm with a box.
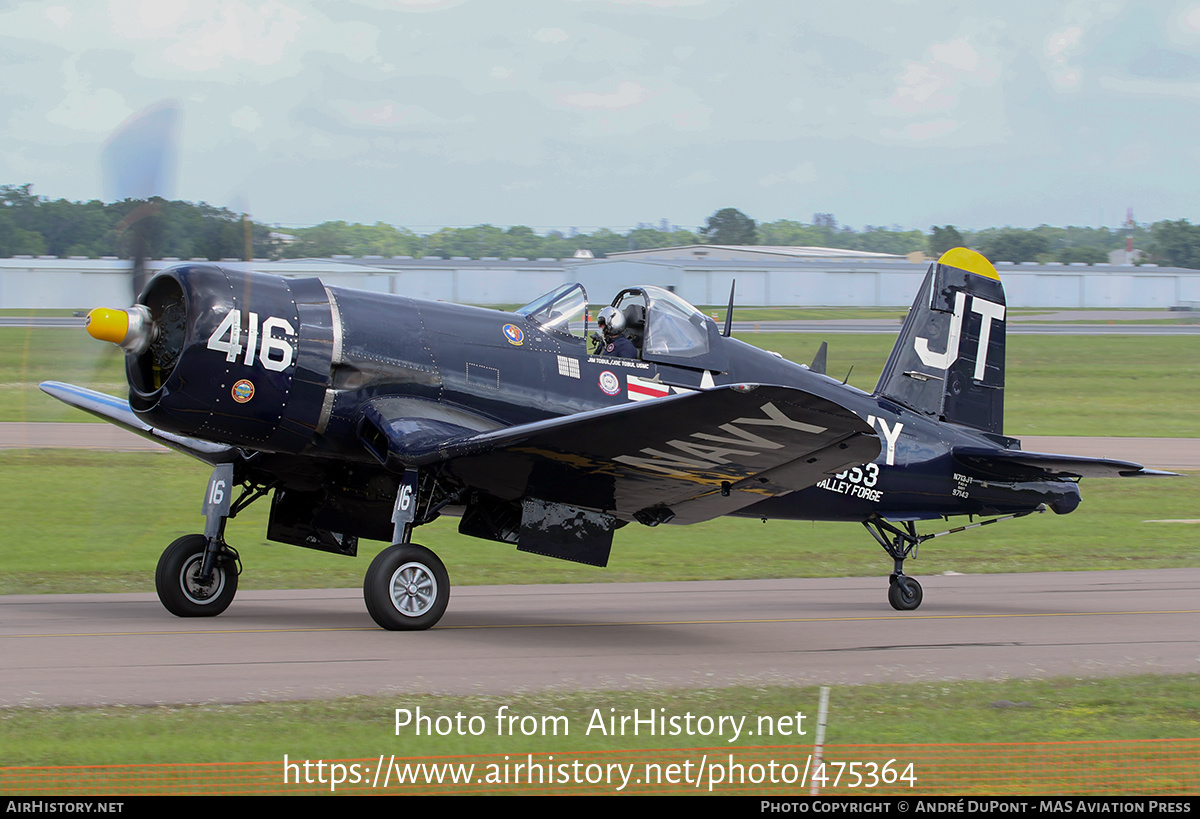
[363,543,449,631]
[155,534,239,617]
[888,575,923,611]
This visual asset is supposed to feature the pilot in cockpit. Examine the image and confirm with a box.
[593,305,637,358]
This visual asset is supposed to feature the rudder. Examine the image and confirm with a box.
[874,248,1007,434]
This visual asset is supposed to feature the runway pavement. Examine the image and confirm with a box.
[3,569,1199,707]
[0,422,173,452]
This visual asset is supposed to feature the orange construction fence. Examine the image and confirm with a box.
[3,739,1197,796]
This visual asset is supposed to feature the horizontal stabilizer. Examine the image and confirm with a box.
[39,381,236,464]
[953,447,1178,480]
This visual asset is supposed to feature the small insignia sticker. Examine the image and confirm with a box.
[502,323,524,346]
[598,370,620,395]
[231,379,255,403]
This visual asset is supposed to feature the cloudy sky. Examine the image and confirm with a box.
[2,0,1198,233]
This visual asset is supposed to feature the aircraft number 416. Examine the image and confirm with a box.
[206,309,296,372]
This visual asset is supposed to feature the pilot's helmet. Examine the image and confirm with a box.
[597,305,626,336]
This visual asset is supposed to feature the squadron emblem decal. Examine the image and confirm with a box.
[598,370,621,395]
[502,324,524,346]
[231,379,255,403]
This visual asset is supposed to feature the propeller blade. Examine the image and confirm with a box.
[101,99,181,301]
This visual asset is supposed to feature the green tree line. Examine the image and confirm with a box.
[4,184,1199,268]
[0,184,273,261]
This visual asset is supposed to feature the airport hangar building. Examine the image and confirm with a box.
[2,245,1198,311]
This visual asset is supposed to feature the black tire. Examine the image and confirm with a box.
[363,544,450,631]
[155,535,238,617]
[888,575,923,611]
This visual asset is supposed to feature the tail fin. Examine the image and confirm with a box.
[874,248,1006,434]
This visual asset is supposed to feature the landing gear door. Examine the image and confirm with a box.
[202,463,234,541]
[391,468,420,544]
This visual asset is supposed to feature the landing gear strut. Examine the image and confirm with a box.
[863,508,1045,611]
[863,517,924,611]
[361,468,459,630]
[154,463,267,619]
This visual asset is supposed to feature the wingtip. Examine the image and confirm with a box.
[1123,468,1182,477]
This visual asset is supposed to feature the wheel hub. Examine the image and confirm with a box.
[181,556,224,603]
[389,562,436,617]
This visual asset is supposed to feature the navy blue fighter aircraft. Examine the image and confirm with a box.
[42,247,1169,629]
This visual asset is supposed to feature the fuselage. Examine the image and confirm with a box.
[50,249,1126,629]
[329,283,1079,524]
[121,264,1078,535]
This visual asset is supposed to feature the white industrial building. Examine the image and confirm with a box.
[2,249,1198,310]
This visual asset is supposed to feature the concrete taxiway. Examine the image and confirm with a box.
[3,569,1199,707]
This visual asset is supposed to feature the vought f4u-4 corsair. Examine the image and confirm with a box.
[43,247,1170,629]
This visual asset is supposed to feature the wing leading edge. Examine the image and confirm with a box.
[362,384,880,525]
[39,381,237,464]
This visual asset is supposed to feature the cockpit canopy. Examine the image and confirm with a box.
[517,283,728,372]
[613,285,711,360]
[516,282,589,337]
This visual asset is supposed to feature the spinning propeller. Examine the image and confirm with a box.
[101,99,181,302]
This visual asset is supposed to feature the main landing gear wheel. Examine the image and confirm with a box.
[363,544,450,631]
[155,534,238,617]
[888,575,923,611]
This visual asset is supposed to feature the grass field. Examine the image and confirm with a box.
[696,306,1195,323]
[742,333,1200,438]
[3,675,1198,767]
[6,326,1200,435]
[1,449,1195,595]
[0,326,126,422]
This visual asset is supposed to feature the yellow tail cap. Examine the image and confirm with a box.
[85,308,130,344]
[936,247,999,281]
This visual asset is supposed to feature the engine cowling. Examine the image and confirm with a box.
[107,264,335,453]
